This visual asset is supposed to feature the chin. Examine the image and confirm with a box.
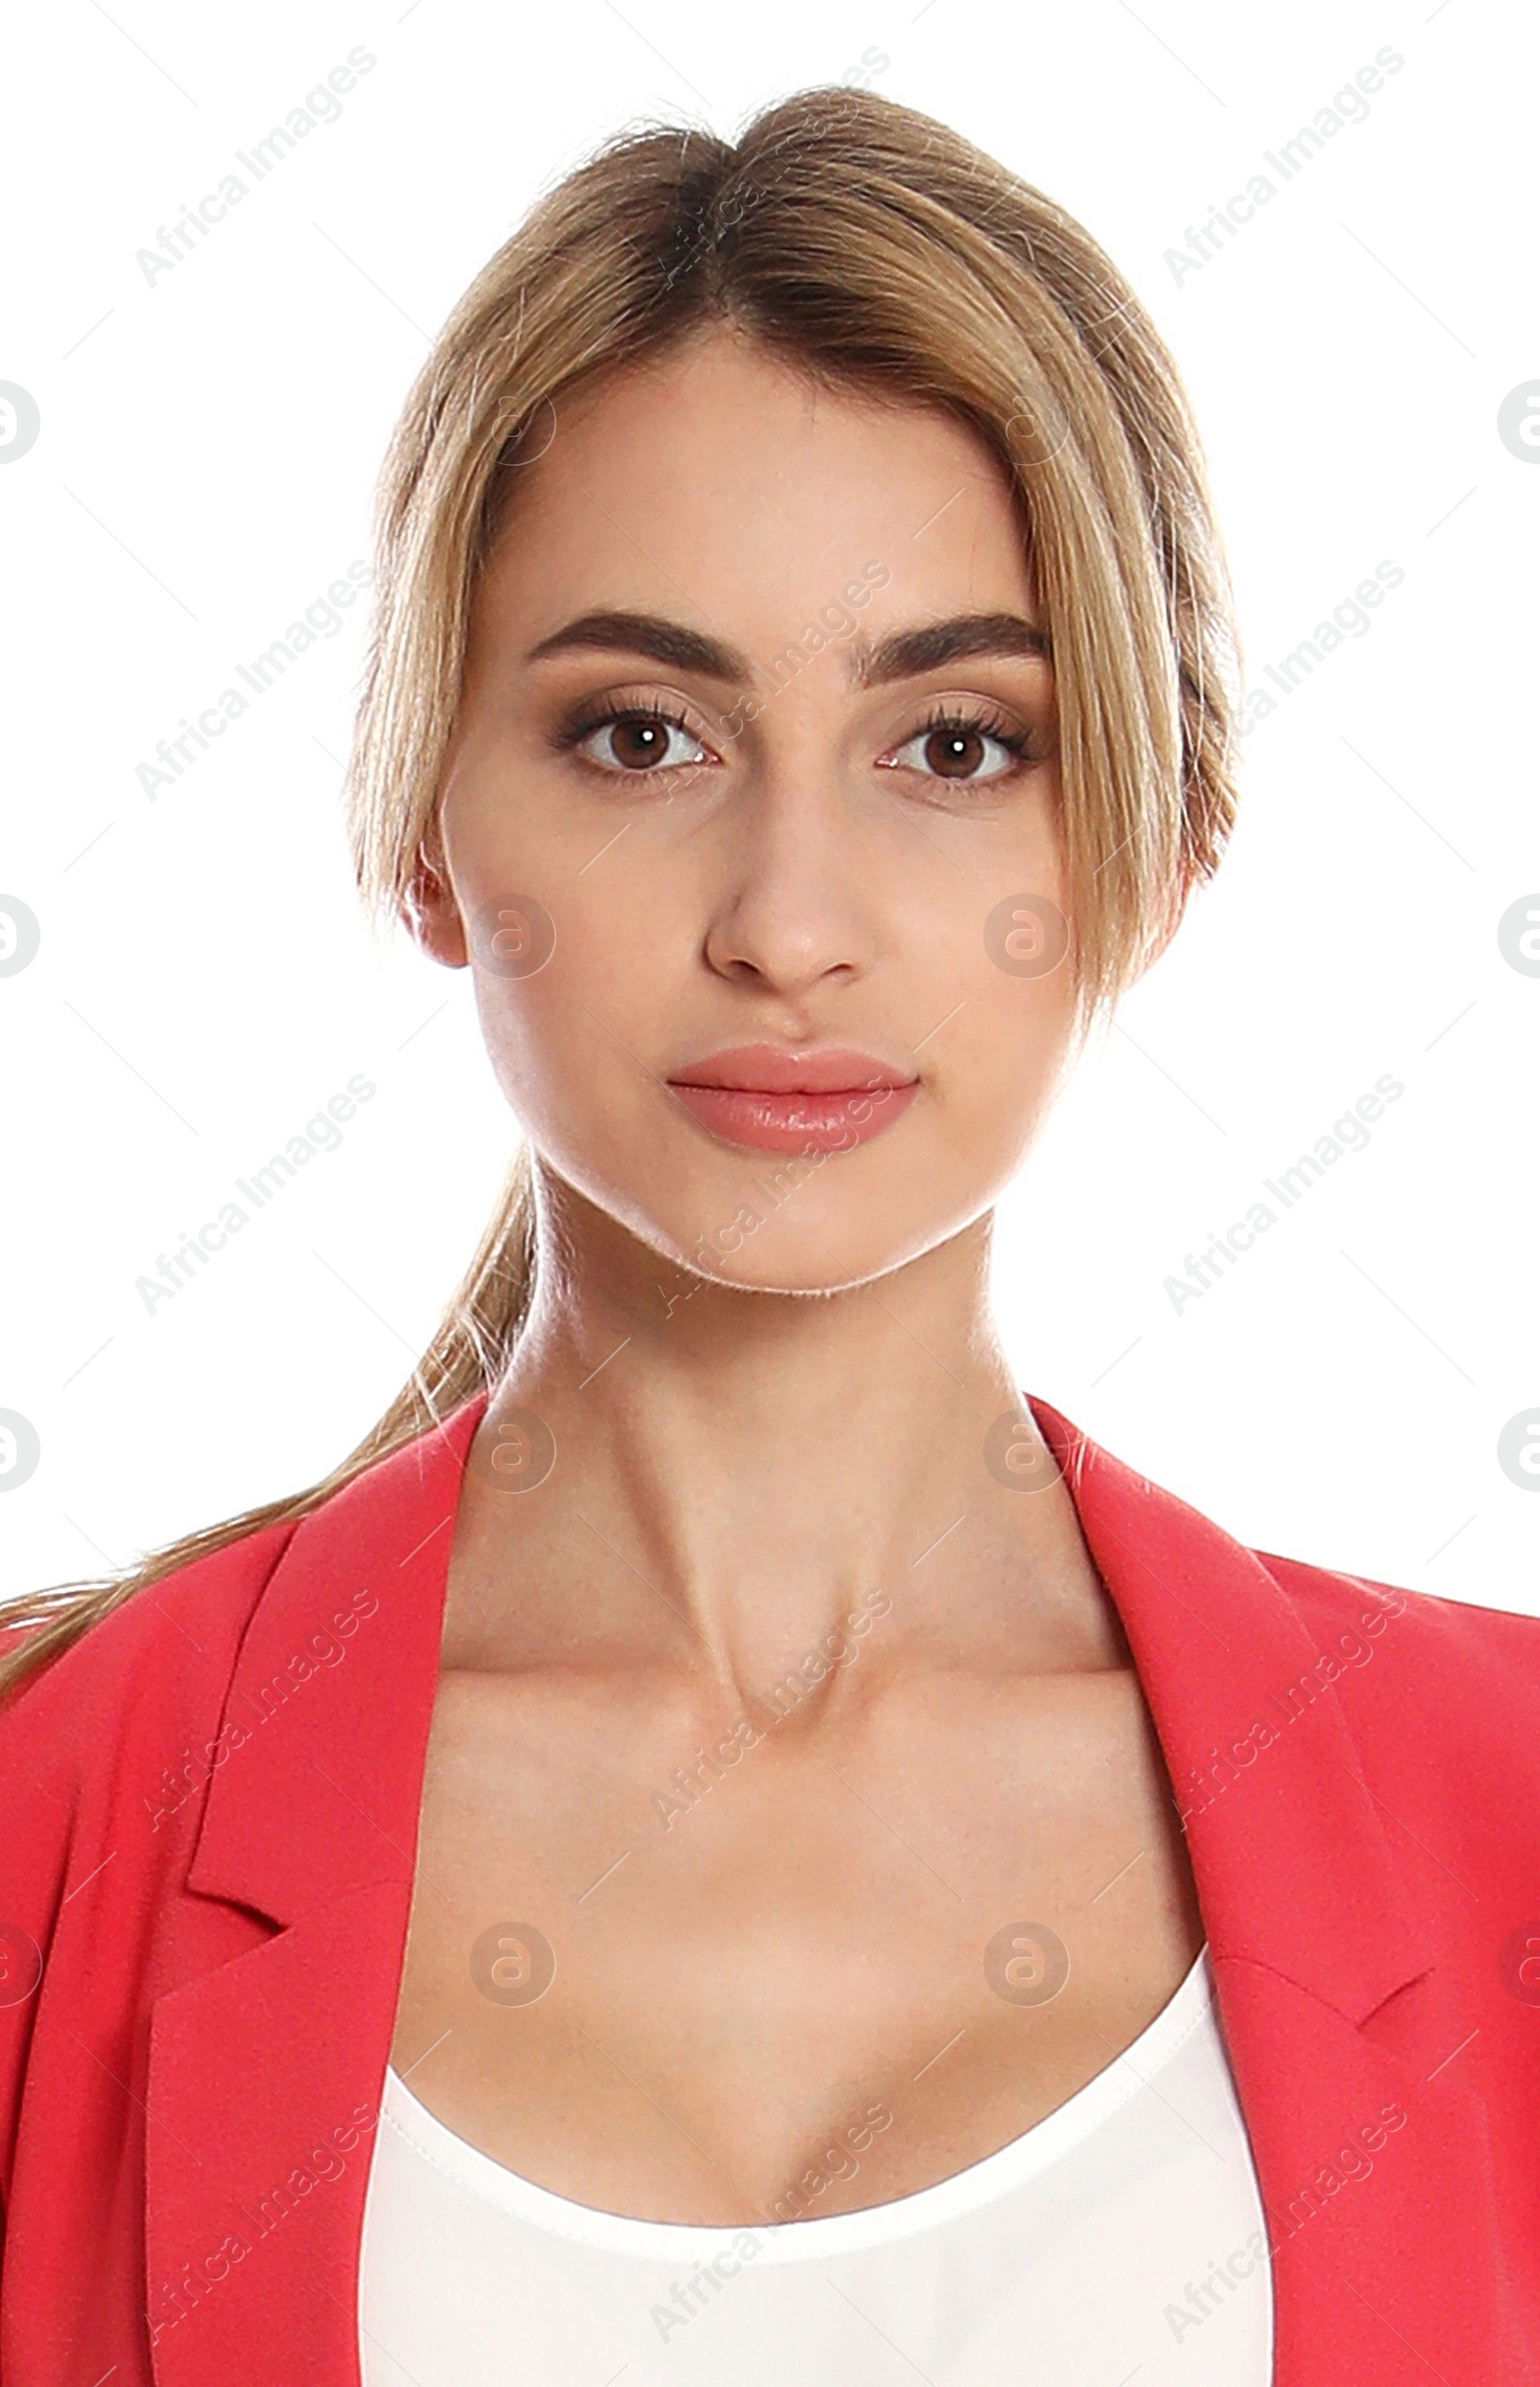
[670,1188,974,1296]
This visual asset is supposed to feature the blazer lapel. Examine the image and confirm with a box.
[142,1385,1520,2384]
[1029,1396,1525,2384]
[143,1388,490,2385]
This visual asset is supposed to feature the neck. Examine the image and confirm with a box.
[449,1168,1119,1703]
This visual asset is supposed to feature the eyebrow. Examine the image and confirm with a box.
[523,607,1051,688]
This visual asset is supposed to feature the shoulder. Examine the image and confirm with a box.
[1256,1539,1539,1668]
[1248,1541,1540,1772]
[0,1518,300,1857]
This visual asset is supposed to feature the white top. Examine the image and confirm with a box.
[358,1946,1272,2385]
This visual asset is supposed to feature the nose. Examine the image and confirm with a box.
[701,747,880,998]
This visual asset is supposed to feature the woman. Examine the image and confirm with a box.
[1,83,1534,2387]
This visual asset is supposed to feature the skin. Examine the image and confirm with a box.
[394,321,1202,2224]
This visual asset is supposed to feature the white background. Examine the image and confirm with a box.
[1,0,1535,1612]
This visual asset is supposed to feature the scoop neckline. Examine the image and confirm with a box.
[380,1941,1217,2262]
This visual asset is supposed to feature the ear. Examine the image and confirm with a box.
[400,832,469,969]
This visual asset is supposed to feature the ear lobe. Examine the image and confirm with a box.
[401,846,469,968]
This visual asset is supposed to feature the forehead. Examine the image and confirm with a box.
[475,325,1037,640]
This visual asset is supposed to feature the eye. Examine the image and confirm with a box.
[885,705,1035,784]
[567,702,714,776]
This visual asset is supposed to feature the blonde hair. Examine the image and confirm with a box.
[1,84,1239,1699]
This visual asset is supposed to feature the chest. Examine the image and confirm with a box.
[388,1661,1203,2221]
[363,1960,1272,2387]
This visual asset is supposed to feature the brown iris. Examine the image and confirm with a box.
[925,726,988,779]
[607,717,673,768]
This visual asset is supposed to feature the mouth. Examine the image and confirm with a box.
[666,1044,920,1153]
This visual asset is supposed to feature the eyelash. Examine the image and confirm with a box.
[552,697,1041,785]
[898,703,1040,780]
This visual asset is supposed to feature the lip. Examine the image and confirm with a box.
[671,1045,915,1094]
[667,1044,920,1153]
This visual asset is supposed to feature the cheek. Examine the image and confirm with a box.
[949,965,1079,1174]
[471,946,643,1141]
[942,854,1079,1149]
[470,973,554,1115]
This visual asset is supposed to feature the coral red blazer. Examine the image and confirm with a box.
[2,1389,1538,2383]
